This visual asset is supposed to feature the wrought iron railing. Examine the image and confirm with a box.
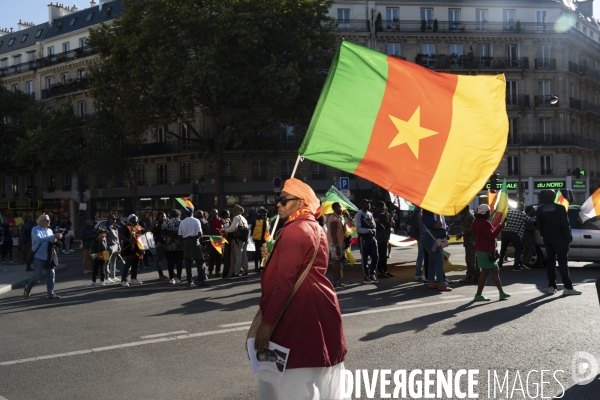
[534,95,558,107]
[570,97,583,110]
[507,133,600,151]
[416,55,528,70]
[506,95,530,108]
[535,58,556,70]
[334,19,370,32]
[0,60,37,77]
[36,46,95,68]
[41,78,89,99]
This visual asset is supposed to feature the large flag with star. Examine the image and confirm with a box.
[299,41,507,216]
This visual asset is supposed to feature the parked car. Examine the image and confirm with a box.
[505,205,600,267]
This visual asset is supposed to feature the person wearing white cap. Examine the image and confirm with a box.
[470,204,510,301]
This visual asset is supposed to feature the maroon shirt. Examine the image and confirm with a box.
[471,218,502,252]
[209,218,224,236]
[259,213,347,369]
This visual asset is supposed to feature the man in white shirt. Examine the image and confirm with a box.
[224,204,249,277]
[178,208,208,287]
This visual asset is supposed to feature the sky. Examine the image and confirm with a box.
[1,0,600,32]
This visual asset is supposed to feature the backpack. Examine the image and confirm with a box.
[234,218,250,242]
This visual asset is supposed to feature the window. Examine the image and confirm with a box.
[78,101,86,118]
[280,125,294,149]
[78,69,86,79]
[102,6,113,16]
[337,9,349,29]
[180,162,191,184]
[449,44,463,56]
[506,81,518,106]
[507,156,519,176]
[537,45,550,59]
[506,44,518,59]
[12,176,19,196]
[540,155,552,175]
[508,118,519,144]
[47,46,55,56]
[96,173,105,189]
[311,162,326,180]
[12,55,21,65]
[61,73,69,83]
[35,29,43,38]
[157,127,166,143]
[539,80,551,96]
[222,161,237,182]
[157,164,168,185]
[8,38,15,46]
[420,8,433,22]
[11,84,18,93]
[54,21,63,32]
[63,42,70,52]
[481,44,492,57]
[135,166,145,186]
[584,26,588,35]
[387,43,401,57]
[540,118,552,141]
[64,172,72,190]
[0,58,7,68]
[448,9,460,22]
[252,160,268,181]
[503,9,516,30]
[386,8,399,30]
[20,34,28,42]
[180,124,190,150]
[421,44,435,55]
[281,159,293,179]
[25,81,33,94]
[69,18,77,26]
[80,38,87,48]
[476,9,488,31]
[86,12,94,21]
[46,77,54,88]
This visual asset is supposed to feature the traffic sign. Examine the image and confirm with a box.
[26,186,37,198]
[340,177,350,190]
[273,177,282,189]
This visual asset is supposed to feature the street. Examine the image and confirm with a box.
[0,246,599,399]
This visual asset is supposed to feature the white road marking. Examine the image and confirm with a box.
[431,295,464,300]
[342,298,468,317]
[0,326,250,367]
[341,307,370,313]
[394,300,422,305]
[220,321,253,328]
[140,330,188,339]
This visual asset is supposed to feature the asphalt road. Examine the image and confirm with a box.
[0,246,599,400]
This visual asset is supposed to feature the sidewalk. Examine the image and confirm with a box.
[0,251,78,295]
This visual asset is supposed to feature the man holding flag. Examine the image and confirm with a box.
[536,190,581,295]
[498,202,535,272]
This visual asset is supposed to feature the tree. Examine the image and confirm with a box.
[0,86,35,175]
[88,0,336,208]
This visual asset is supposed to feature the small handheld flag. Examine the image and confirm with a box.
[176,197,194,209]
[490,178,508,227]
[555,190,569,212]
[91,250,111,261]
[210,236,228,254]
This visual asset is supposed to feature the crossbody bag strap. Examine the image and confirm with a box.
[420,217,437,241]
[271,223,321,330]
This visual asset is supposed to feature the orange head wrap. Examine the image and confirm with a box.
[282,178,320,214]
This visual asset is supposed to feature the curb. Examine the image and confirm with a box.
[0,264,70,296]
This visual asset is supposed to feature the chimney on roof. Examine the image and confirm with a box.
[18,19,31,31]
[578,0,595,18]
[48,1,75,25]
[0,27,10,37]
[90,0,97,6]
[72,4,78,12]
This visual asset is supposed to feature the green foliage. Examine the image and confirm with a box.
[0,86,35,173]
[88,0,336,207]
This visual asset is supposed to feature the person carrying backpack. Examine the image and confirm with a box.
[224,204,249,277]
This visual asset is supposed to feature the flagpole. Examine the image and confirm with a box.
[262,155,303,266]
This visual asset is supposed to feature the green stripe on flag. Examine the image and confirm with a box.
[299,41,389,173]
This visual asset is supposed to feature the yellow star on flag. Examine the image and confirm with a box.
[388,106,438,158]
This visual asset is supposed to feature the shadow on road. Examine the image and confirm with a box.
[558,375,600,399]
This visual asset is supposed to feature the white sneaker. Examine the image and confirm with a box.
[564,288,582,295]
[62,250,67,254]
[416,275,426,282]
[99,281,105,286]
[175,279,182,284]
[130,279,142,285]
[548,286,556,294]
[69,249,75,253]
[169,279,176,284]
[120,281,129,288]
[87,281,96,287]
[105,278,114,283]
[115,269,121,273]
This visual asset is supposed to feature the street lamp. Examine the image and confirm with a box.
[517,94,558,203]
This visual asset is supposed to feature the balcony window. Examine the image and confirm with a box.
[12,55,21,65]
[337,9,350,29]
[157,164,167,185]
[503,10,516,31]
[11,85,18,93]
[540,156,552,176]
[181,124,190,150]
[78,69,86,79]
[476,9,488,31]
[506,81,518,106]
[386,8,399,30]
[47,46,54,56]
[540,118,552,142]
[61,73,70,83]
[387,43,401,57]
[64,172,72,191]
[78,101,86,119]
[252,160,268,181]
[281,159,293,179]
[46,77,54,88]
[280,125,295,149]
[80,38,87,48]
[135,166,145,186]
[180,162,191,184]
[311,162,326,180]
[223,161,237,182]
[508,119,519,144]
[63,42,70,52]
[507,156,519,176]
[157,127,166,143]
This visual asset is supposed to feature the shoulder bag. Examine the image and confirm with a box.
[422,218,449,251]
[246,225,321,345]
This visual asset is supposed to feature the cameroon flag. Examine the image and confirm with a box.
[555,190,569,211]
[300,41,507,216]
[176,197,194,209]
[319,186,358,217]
[579,188,600,223]
[210,236,228,254]
[91,251,111,261]
[490,178,508,227]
